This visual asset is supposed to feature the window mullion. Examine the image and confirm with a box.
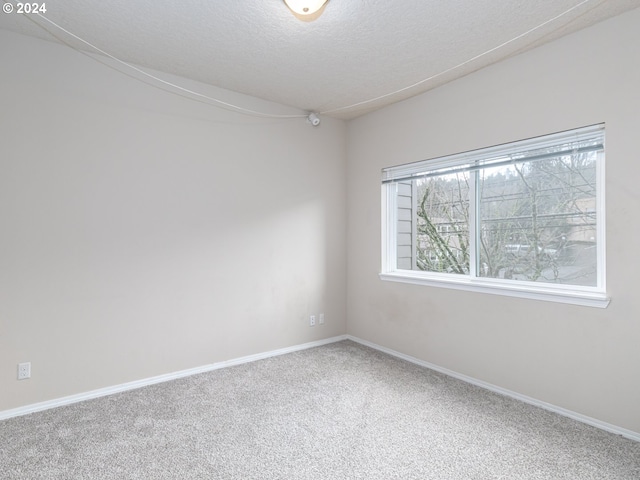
[468,169,478,278]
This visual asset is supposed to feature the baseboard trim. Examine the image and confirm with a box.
[0,334,348,421]
[345,335,640,443]
[4,333,638,443]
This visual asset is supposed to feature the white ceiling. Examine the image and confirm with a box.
[1,0,639,119]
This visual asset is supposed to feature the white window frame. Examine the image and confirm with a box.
[380,125,609,308]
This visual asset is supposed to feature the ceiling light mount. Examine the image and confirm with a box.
[284,0,329,18]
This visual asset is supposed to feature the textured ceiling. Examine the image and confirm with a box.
[1,0,639,119]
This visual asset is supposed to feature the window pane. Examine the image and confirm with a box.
[396,173,470,274]
[478,153,598,286]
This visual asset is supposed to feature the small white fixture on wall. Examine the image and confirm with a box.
[307,112,321,126]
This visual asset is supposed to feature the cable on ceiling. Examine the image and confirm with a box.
[27,0,594,120]
[27,12,308,120]
[318,0,595,116]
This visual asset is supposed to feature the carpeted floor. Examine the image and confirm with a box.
[1,340,639,479]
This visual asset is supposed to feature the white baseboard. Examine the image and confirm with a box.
[3,333,638,443]
[0,334,348,421]
[345,335,640,443]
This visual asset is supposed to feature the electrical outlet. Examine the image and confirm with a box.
[319,313,325,325]
[18,362,31,380]
[310,315,316,326]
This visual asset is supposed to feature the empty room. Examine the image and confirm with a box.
[1,1,639,478]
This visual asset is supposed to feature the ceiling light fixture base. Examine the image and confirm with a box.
[283,0,329,21]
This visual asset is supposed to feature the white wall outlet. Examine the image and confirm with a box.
[310,315,316,326]
[18,362,31,380]
[319,313,325,325]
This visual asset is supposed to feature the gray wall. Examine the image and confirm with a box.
[0,30,347,411]
[346,9,640,433]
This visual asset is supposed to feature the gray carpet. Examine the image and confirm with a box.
[1,340,639,479]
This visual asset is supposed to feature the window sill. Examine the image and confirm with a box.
[379,271,610,308]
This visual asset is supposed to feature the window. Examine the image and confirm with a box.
[381,125,608,307]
